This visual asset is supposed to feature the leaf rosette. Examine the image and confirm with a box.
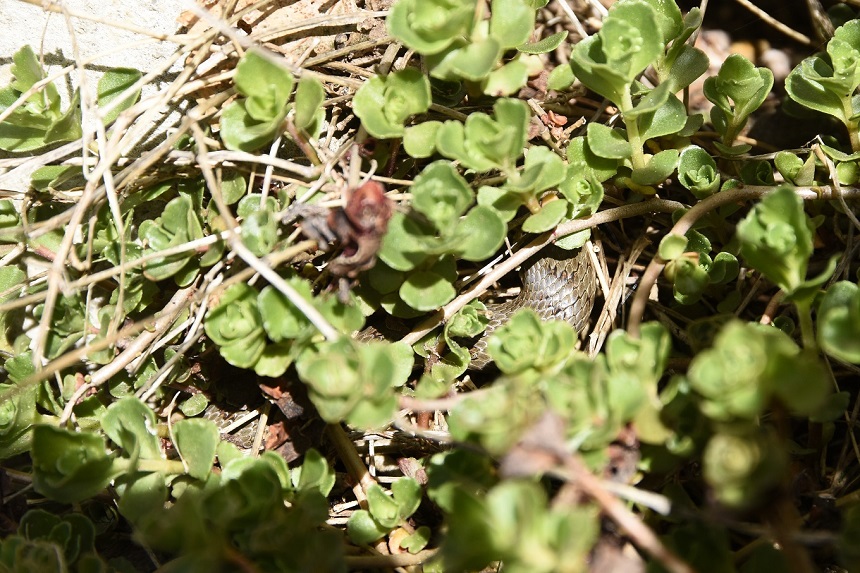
[784,20,860,153]
[677,145,720,198]
[448,380,542,454]
[547,357,639,450]
[204,283,267,369]
[0,355,39,458]
[139,195,206,284]
[737,188,808,291]
[16,509,98,566]
[372,160,506,314]
[737,187,835,305]
[31,426,124,504]
[704,54,773,148]
[296,339,413,429]
[789,20,860,107]
[411,161,473,235]
[0,45,84,152]
[440,481,599,572]
[568,0,663,106]
[487,309,577,374]
[353,68,431,139]
[703,429,787,508]
[436,98,528,172]
[688,321,829,421]
[347,478,423,545]
[220,50,294,151]
[387,0,476,56]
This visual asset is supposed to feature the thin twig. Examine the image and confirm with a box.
[56,286,196,425]
[555,0,589,39]
[814,145,860,234]
[326,423,377,503]
[558,456,694,573]
[249,11,390,44]
[732,0,813,46]
[304,36,394,67]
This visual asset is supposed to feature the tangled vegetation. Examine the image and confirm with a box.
[2,0,860,571]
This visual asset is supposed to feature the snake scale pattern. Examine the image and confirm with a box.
[469,246,597,369]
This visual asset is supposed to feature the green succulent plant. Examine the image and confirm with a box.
[5,0,860,571]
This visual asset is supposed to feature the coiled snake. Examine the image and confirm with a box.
[204,246,598,446]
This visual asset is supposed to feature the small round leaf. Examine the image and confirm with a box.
[658,234,688,261]
[455,206,506,261]
[522,199,567,233]
[400,270,456,311]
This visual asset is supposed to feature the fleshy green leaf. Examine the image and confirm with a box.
[636,92,687,141]
[44,90,82,145]
[387,0,477,56]
[258,279,314,341]
[400,270,456,311]
[518,31,568,54]
[490,0,535,48]
[819,281,860,363]
[632,149,679,186]
[347,509,389,545]
[101,397,163,460]
[483,59,528,96]
[586,123,632,159]
[403,121,442,158]
[659,234,688,261]
[293,76,325,132]
[378,212,433,272]
[547,64,575,91]
[173,419,219,480]
[291,448,336,497]
[430,38,502,82]
[454,206,506,260]
[366,482,402,528]
[97,68,142,125]
[241,207,278,257]
[391,477,422,518]
[522,199,567,233]
[220,171,248,205]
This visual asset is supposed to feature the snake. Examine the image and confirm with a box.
[203,246,598,447]
[468,245,598,370]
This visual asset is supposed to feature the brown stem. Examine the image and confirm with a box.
[326,423,376,504]
[559,455,694,573]
[627,185,860,338]
[344,548,439,569]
